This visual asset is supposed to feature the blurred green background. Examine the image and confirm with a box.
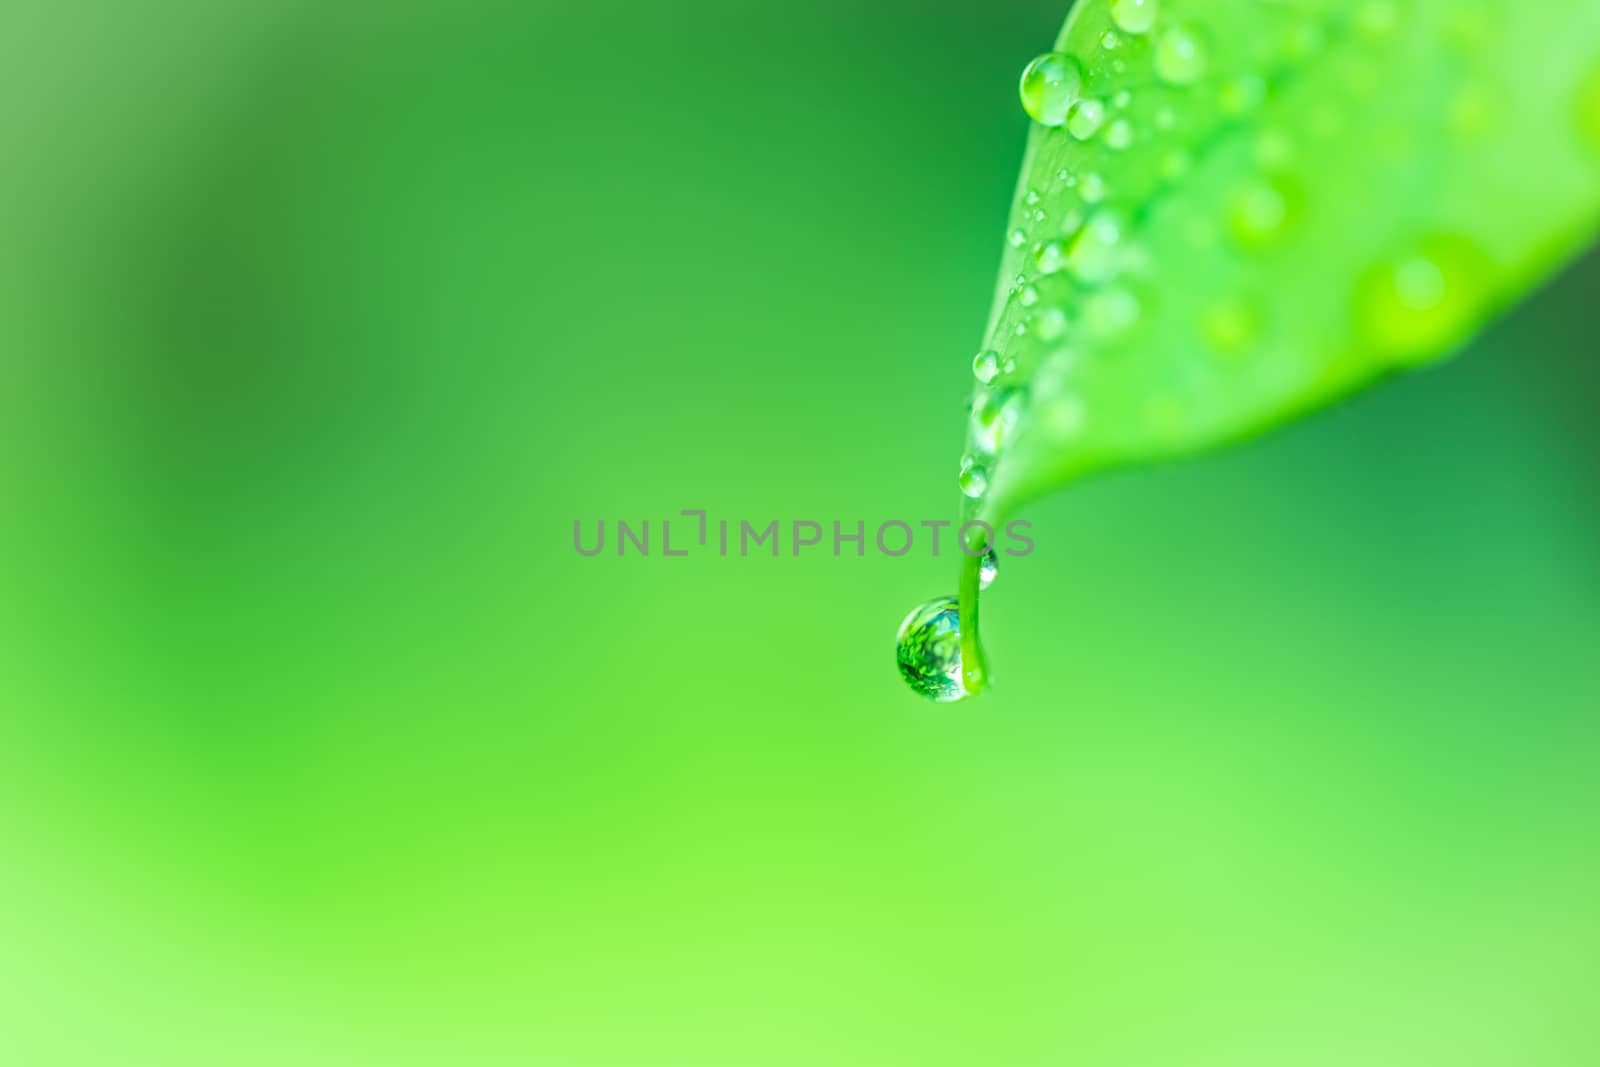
[3,2,1598,1064]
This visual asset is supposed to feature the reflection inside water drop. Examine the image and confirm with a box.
[979,548,999,590]
[895,596,967,702]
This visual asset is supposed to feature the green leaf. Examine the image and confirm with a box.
[957,0,1600,694]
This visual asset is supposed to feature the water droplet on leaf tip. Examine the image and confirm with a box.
[979,548,1000,589]
[895,596,967,702]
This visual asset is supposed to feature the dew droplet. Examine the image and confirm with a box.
[1083,286,1141,336]
[1105,118,1135,150]
[1024,188,1043,206]
[1079,171,1108,203]
[959,459,990,498]
[1067,98,1107,140]
[1356,235,1494,364]
[1019,285,1040,308]
[1067,211,1126,283]
[1020,52,1085,127]
[1155,25,1208,85]
[972,349,1001,384]
[1032,306,1069,340]
[1226,177,1299,250]
[895,596,967,702]
[1112,89,1133,110]
[1101,30,1122,50]
[1008,228,1028,248]
[1035,239,1068,274]
[977,388,1023,453]
[1111,0,1159,35]
[979,548,1000,589]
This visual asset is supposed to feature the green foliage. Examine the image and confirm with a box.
[958,0,1600,693]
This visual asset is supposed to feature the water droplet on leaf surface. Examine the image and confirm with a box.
[959,460,990,498]
[972,349,1001,384]
[1068,98,1107,140]
[1155,25,1208,85]
[1020,52,1084,127]
[1111,0,1159,35]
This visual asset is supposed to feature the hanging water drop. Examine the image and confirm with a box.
[1020,52,1084,127]
[979,548,1000,590]
[895,596,967,702]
